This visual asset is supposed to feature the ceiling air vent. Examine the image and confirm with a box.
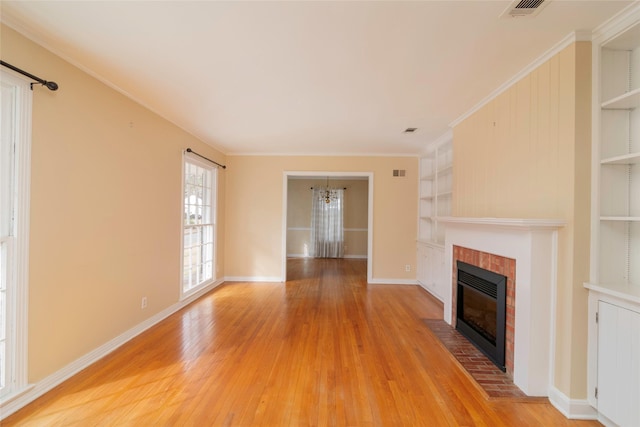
[501,0,549,18]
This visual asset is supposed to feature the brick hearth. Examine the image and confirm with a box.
[424,319,541,401]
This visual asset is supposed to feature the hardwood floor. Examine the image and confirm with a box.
[3,258,600,426]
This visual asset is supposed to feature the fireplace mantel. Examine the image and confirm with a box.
[439,216,566,230]
[440,216,565,396]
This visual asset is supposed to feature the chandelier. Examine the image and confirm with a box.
[318,177,339,204]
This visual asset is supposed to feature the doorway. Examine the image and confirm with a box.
[282,172,373,283]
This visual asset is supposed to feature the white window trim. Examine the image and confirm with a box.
[180,152,217,300]
[0,70,32,402]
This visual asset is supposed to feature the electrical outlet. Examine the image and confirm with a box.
[405,264,411,272]
[141,297,147,309]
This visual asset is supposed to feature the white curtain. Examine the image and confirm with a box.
[311,188,344,258]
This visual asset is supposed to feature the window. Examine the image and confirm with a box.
[182,155,217,296]
[0,71,31,399]
[310,187,344,258]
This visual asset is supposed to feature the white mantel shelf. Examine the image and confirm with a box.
[438,217,566,230]
[442,217,565,396]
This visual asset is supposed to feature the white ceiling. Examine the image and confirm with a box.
[1,1,633,155]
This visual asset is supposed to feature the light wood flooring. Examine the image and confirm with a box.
[2,258,600,426]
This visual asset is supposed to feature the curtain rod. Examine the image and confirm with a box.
[185,148,226,169]
[310,187,347,190]
[1,60,59,91]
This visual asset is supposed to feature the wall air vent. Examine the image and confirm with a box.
[501,0,549,18]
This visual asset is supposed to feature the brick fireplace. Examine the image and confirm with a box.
[453,246,515,376]
[440,217,565,396]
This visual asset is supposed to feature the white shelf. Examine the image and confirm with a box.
[588,13,640,425]
[600,216,640,221]
[418,134,452,245]
[585,282,640,305]
[601,152,640,165]
[417,239,445,249]
[438,164,453,174]
[602,87,640,110]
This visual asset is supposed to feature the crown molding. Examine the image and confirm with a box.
[592,1,640,44]
[1,13,229,157]
[449,30,592,129]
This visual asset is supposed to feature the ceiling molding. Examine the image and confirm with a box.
[0,11,230,157]
[2,2,630,157]
[449,30,592,129]
[592,1,640,44]
[227,152,420,158]
[422,129,453,155]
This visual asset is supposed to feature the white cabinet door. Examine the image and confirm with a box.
[431,247,445,301]
[417,244,428,287]
[597,301,640,426]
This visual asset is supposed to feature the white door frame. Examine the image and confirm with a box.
[282,171,373,283]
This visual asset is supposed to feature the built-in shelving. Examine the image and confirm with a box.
[601,152,640,165]
[418,137,452,244]
[592,18,640,293]
[601,87,640,109]
[417,133,452,301]
[586,10,640,426]
[600,216,640,221]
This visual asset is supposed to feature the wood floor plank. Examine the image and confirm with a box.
[3,258,600,426]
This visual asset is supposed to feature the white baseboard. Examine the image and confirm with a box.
[416,282,445,302]
[368,278,418,285]
[0,279,224,420]
[548,386,598,420]
[224,276,283,283]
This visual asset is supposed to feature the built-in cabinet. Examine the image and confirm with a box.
[417,241,445,300]
[417,134,452,301]
[586,8,640,427]
[596,299,640,427]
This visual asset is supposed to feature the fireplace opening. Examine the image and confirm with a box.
[456,261,507,371]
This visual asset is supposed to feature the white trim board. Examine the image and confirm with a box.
[0,14,228,157]
[0,279,224,420]
[228,152,420,157]
[417,283,445,303]
[449,31,591,128]
[422,129,453,155]
[548,386,598,420]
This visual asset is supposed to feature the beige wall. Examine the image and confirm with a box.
[286,178,368,258]
[224,156,417,280]
[1,25,226,382]
[452,42,591,398]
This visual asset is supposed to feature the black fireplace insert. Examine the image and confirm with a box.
[456,260,507,371]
